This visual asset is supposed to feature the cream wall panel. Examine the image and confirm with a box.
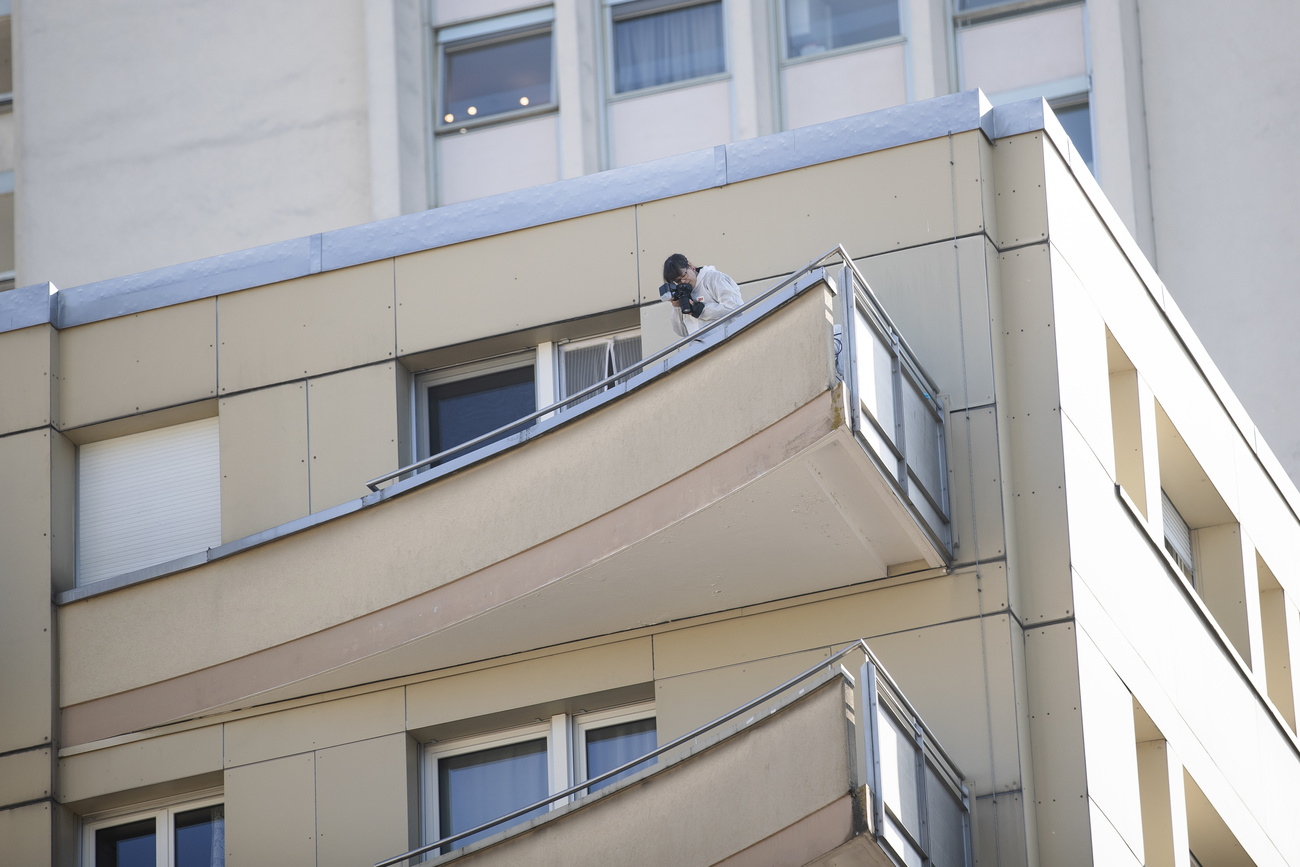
[0,747,51,806]
[782,43,906,130]
[1234,441,1300,592]
[0,325,53,434]
[219,382,310,543]
[59,727,222,804]
[636,133,988,301]
[59,300,216,429]
[1051,249,1114,477]
[315,734,413,867]
[868,615,1022,796]
[307,363,400,512]
[395,208,639,355]
[432,0,535,26]
[992,133,1048,249]
[225,753,316,867]
[654,648,830,743]
[0,803,51,866]
[217,260,395,394]
[0,430,53,753]
[59,291,834,703]
[406,639,652,730]
[959,5,1087,95]
[609,80,731,168]
[223,688,405,769]
[1076,629,1144,858]
[1194,523,1259,668]
[651,573,984,678]
[1136,740,1190,867]
[1024,621,1091,867]
[973,790,1031,867]
[437,115,560,205]
[51,431,76,592]
[1000,243,1071,622]
[944,407,1008,566]
[856,236,995,410]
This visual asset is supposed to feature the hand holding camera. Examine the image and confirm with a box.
[659,281,705,318]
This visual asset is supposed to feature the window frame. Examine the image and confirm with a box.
[604,0,731,100]
[422,705,657,851]
[555,327,643,404]
[777,0,906,65]
[81,792,224,867]
[434,7,558,135]
[413,350,539,463]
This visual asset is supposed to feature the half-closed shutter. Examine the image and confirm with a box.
[78,417,221,585]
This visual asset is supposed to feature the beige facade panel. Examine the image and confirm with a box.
[58,299,217,430]
[1023,620,1091,867]
[223,688,405,769]
[857,236,995,411]
[973,790,1032,867]
[959,5,1087,96]
[225,752,317,867]
[218,382,310,543]
[216,260,395,394]
[0,746,51,806]
[608,80,732,169]
[0,430,52,754]
[59,726,222,805]
[945,406,1008,566]
[0,324,53,434]
[651,573,983,680]
[315,734,414,867]
[0,802,51,866]
[635,132,988,302]
[869,615,1022,797]
[992,133,1048,249]
[655,648,831,744]
[1000,242,1073,622]
[394,208,639,355]
[406,639,653,731]
[307,362,400,512]
[1076,628,1145,859]
[782,43,906,131]
[437,114,560,206]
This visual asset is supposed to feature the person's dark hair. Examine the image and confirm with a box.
[663,253,690,284]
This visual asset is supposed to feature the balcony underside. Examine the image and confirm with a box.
[59,283,948,745]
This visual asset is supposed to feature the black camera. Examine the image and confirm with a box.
[659,282,704,318]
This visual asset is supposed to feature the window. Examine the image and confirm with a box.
[1162,489,1195,586]
[558,330,642,406]
[424,705,655,853]
[1049,95,1094,175]
[84,799,224,867]
[437,8,555,130]
[611,0,725,94]
[416,354,537,462]
[77,417,221,586]
[783,0,901,58]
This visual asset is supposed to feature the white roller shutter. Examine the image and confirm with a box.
[78,417,221,585]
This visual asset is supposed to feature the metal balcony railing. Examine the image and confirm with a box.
[365,245,951,557]
[374,638,972,867]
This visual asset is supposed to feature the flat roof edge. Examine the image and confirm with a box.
[17,90,993,333]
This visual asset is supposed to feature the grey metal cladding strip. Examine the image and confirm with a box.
[56,551,208,604]
[320,147,726,271]
[309,233,324,274]
[990,97,1048,140]
[56,236,316,328]
[0,283,56,330]
[724,90,988,183]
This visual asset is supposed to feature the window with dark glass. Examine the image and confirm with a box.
[1050,97,1094,175]
[612,0,725,94]
[425,364,536,458]
[584,717,657,792]
[437,738,550,852]
[784,0,901,58]
[88,803,224,867]
[439,13,554,128]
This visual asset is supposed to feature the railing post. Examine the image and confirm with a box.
[859,658,884,840]
[890,331,908,495]
[839,264,860,437]
[913,719,931,865]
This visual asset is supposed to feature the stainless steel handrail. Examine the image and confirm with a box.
[374,637,970,867]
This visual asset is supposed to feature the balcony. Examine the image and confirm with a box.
[58,247,954,746]
[377,641,972,867]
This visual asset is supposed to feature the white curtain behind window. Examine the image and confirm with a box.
[614,2,725,93]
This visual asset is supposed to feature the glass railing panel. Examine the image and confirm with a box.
[877,704,922,842]
[902,370,944,505]
[926,760,969,867]
[854,306,901,481]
